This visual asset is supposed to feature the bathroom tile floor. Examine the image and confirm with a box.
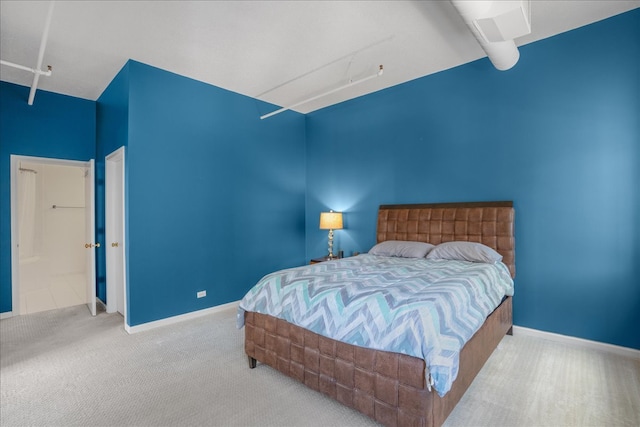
[19,273,87,315]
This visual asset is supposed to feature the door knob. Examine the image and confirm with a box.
[112,242,119,247]
[85,243,101,248]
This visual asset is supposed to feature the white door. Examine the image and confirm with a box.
[85,159,97,316]
[106,147,126,317]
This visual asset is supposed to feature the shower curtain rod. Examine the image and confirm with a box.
[19,167,38,174]
[52,205,84,209]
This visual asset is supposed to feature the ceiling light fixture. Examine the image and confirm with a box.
[260,65,384,120]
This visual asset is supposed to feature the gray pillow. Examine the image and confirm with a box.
[369,241,435,258]
[426,241,502,264]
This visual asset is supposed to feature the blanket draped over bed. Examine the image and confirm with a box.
[237,254,514,397]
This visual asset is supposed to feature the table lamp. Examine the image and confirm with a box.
[319,210,343,259]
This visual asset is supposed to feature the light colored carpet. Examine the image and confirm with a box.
[1,304,638,427]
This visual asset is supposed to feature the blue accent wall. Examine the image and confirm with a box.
[96,63,130,304]
[119,61,306,326]
[0,82,96,313]
[305,10,640,349]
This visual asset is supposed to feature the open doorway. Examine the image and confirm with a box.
[10,155,97,316]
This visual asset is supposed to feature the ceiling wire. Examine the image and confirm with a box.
[255,34,394,99]
[260,64,383,120]
[345,53,356,82]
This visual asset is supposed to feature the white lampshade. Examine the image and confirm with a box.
[319,211,343,230]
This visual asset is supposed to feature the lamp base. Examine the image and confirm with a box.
[327,229,335,259]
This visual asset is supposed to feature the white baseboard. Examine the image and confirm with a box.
[512,326,640,359]
[124,300,240,334]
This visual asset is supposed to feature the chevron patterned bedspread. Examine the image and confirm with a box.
[237,254,514,396]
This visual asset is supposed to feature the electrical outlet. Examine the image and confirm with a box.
[197,290,206,298]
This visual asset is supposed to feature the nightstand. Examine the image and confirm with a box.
[310,256,339,264]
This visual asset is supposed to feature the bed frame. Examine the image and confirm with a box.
[244,201,515,427]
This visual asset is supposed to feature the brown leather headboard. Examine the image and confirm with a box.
[377,201,515,278]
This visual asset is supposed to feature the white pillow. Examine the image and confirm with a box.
[369,241,435,258]
[426,241,502,264]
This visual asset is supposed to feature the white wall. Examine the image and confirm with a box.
[21,162,86,274]
[42,164,86,274]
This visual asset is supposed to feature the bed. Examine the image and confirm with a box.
[238,201,515,427]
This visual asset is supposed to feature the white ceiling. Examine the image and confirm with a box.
[1,1,638,114]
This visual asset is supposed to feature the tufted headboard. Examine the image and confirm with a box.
[377,201,515,278]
